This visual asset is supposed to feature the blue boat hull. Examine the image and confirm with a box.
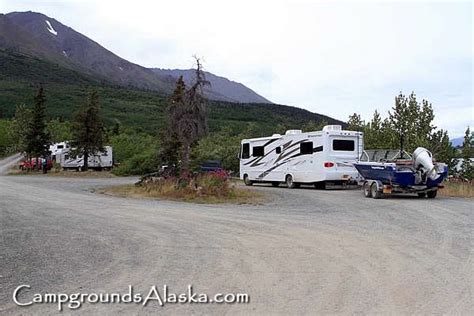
[353,163,447,188]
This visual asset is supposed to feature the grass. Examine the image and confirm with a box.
[438,181,474,198]
[99,180,265,205]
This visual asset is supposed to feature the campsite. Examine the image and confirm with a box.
[0,1,472,315]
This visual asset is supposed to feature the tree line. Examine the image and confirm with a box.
[346,92,473,179]
[2,72,472,180]
[6,87,105,171]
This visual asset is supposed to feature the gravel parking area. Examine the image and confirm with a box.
[0,156,472,314]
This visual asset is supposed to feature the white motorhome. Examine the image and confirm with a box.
[239,125,363,188]
[49,141,71,161]
[59,146,113,170]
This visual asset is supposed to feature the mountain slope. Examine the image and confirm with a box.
[0,11,176,93]
[450,137,464,148]
[153,69,271,103]
[0,50,343,134]
[0,11,271,103]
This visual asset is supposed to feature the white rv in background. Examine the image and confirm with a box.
[59,146,113,170]
[49,142,71,161]
[239,125,363,188]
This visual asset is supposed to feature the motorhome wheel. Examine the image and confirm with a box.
[243,174,253,186]
[286,175,297,189]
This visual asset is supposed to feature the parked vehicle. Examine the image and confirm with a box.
[200,160,222,172]
[239,125,364,188]
[19,157,53,171]
[49,142,70,161]
[58,146,113,170]
[354,147,448,199]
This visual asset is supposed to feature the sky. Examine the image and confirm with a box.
[0,0,472,137]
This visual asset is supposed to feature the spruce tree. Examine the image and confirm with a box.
[459,127,473,180]
[25,87,50,167]
[347,113,364,132]
[168,59,209,178]
[72,90,105,171]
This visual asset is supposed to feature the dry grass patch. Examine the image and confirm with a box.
[9,165,115,178]
[100,174,265,204]
[439,182,474,198]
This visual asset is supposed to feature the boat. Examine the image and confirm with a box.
[354,147,448,199]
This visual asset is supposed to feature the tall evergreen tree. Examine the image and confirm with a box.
[347,113,364,132]
[11,104,33,154]
[25,87,50,166]
[459,127,473,180]
[158,76,186,172]
[168,59,210,177]
[72,90,105,171]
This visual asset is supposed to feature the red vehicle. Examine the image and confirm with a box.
[19,158,53,171]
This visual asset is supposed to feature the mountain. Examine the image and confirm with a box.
[450,137,464,148]
[0,50,343,133]
[0,11,175,93]
[153,69,271,103]
[0,11,271,103]
[0,11,344,132]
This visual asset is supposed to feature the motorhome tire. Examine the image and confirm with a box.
[271,182,279,187]
[286,175,296,189]
[363,182,372,198]
[417,192,426,198]
[427,190,437,199]
[371,183,382,199]
[314,181,326,190]
[243,175,253,186]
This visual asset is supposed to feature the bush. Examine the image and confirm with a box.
[138,170,232,199]
[113,150,158,176]
[0,119,15,157]
[110,130,159,175]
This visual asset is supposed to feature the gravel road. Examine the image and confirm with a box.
[0,155,472,314]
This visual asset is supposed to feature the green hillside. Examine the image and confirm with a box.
[0,50,342,135]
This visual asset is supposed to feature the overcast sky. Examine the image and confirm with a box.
[1,0,472,137]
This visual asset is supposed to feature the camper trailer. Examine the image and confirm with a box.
[239,125,363,188]
[49,142,71,161]
[59,146,113,170]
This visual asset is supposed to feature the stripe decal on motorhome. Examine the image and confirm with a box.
[257,146,324,179]
[243,139,279,166]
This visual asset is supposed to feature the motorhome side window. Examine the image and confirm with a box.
[300,142,313,155]
[275,147,281,154]
[252,146,264,157]
[333,139,355,151]
[241,143,250,159]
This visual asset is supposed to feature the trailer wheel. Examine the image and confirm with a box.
[363,182,372,198]
[371,183,382,199]
[417,192,426,198]
[427,190,437,199]
[271,182,279,187]
[243,174,253,186]
[286,175,296,189]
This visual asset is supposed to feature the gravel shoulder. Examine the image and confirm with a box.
[0,155,472,314]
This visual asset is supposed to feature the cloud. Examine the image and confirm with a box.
[1,0,472,136]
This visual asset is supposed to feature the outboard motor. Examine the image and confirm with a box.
[413,147,439,181]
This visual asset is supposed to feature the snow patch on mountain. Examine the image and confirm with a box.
[45,20,57,36]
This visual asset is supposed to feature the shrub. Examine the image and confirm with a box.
[137,170,232,199]
[110,131,159,175]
